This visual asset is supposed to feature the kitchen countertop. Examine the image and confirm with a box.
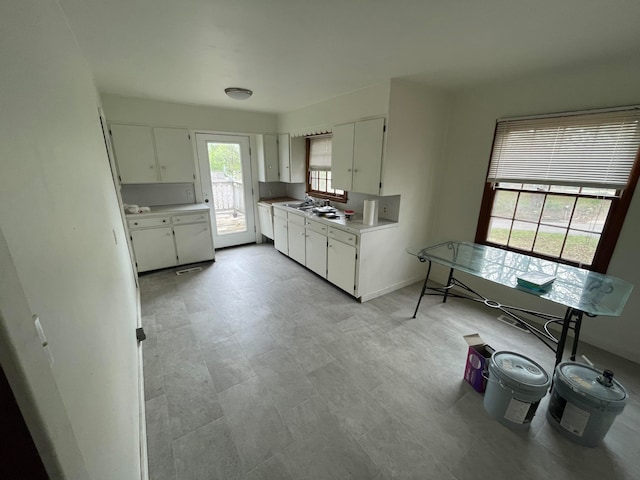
[124,203,210,218]
[272,202,397,234]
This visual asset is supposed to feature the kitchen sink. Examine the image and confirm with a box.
[283,202,315,210]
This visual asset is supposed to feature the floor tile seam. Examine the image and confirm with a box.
[232,330,280,361]
[244,451,291,479]
[350,428,386,478]
[168,415,228,446]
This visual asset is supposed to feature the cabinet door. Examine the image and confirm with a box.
[274,216,288,254]
[287,221,306,265]
[257,204,274,239]
[278,133,291,182]
[331,123,355,191]
[352,118,385,195]
[111,124,157,183]
[306,229,327,278]
[130,227,176,273]
[264,135,280,182]
[327,239,356,295]
[153,127,196,183]
[174,222,214,266]
[289,136,306,183]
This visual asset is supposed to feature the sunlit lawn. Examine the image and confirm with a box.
[488,229,597,266]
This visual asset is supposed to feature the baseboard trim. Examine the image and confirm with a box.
[359,275,424,302]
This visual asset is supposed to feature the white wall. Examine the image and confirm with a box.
[375,80,451,295]
[278,82,391,135]
[0,1,141,479]
[102,93,278,133]
[434,57,640,363]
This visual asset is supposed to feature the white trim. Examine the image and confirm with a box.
[136,288,149,480]
[359,275,425,302]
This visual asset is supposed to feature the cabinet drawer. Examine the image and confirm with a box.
[328,227,357,246]
[128,216,171,229]
[305,219,327,235]
[274,207,287,219]
[172,213,208,225]
[287,212,305,226]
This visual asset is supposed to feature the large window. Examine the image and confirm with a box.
[306,135,347,202]
[476,107,640,273]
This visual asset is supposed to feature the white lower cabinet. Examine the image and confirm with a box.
[128,209,214,273]
[174,223,214,265]
[257,203,274,240]
[130,227,177,273]
[287,221,306,265]
[273,206,362,296]
[273,216,288,254]
[305,229,327,278]
[327,239,357,295]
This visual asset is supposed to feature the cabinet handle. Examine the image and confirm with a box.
[163,219,166,223]
[354,169,358,173]
[161,165,167,169]
[300,232,304,236]
[348,237,353,241]
[134,222,138,225]
[347,169,352,172]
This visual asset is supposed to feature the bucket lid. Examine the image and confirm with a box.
[490,351,550,392]
[556,362,627,404]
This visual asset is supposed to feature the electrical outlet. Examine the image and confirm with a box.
[382,204,389,215]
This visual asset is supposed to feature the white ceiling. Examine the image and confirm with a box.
[59,0,640,114]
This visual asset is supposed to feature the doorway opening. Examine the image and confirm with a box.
[196,134,255,248]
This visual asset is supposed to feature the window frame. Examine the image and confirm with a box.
[305,135,348,203]
[475,125,640,274]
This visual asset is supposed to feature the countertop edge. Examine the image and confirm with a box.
[272,203,398,234]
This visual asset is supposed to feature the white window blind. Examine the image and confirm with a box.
[487,108,640,190]
[309,136,332,171]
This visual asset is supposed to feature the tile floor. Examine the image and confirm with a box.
[141,243,640,480]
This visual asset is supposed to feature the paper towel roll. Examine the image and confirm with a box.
[363,199,378,226]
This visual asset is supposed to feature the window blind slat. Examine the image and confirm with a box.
[488,108,640,189]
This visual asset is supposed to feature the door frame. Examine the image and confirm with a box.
[194,133,257,249]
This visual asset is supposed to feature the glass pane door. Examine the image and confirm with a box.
[195,134,255,248]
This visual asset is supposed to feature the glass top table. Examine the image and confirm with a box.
[407,241,633,316]
[407,241,634,366]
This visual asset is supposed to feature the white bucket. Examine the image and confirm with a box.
[547,362,627,447]
[483,351,550,427]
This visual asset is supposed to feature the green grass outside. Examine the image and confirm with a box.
[488,228,598,266]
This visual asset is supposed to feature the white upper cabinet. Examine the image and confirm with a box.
[331,123,355,191]
[111,124,195,184]
[153,127,196,183]
[331,118,384,195]
[110,124,157,183]
[278,133,306,183]
[257,134,280,182]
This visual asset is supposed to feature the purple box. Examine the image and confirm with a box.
[463,334,494,393]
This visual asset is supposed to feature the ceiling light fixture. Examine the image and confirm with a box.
[224,87,253,100]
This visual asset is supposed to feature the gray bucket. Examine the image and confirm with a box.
[483,351,551,427]
[547,362,627,447]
